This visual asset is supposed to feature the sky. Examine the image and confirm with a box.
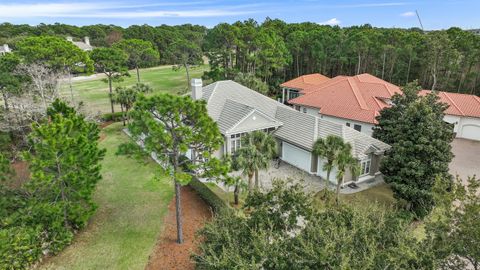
[0,0,479,29]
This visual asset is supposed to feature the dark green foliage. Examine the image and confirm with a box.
[127,93,226,243]
[0,152,13,182]
[234,73,269,94]
[194,180,435,270]
[113,39,160,82]
[90,47,129,113]
[25,99,106,229]
[373,81,454,218]
[101,111,125,122]
[15,35,94,73]
[426,176,480,269]
[188,177,230,213]
[0,100,105,269]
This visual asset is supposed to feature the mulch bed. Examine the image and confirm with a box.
[145,186,213,270]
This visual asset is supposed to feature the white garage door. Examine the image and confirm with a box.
[460,125,480,141]
[282,142,311,173]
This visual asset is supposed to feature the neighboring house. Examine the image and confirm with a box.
[67,36,93,51]
[284,73,480,141]
[0,44,12,56]
[280,73,330,102]
[191,79,390,186]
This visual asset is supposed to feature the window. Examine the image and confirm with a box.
[230,133,244,153]
[288,90,300,100]
[346,122,351,127]
[354,124,362,132]
[295,106,300,111]
[303,107,307,113]
[360,158,371,176]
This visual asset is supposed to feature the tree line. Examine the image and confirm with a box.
[204,19,480,95]
[2,20,480,95]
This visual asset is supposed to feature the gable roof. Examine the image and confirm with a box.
[280,73,331,94]
[288,73,480,124]
[202,80,390,159]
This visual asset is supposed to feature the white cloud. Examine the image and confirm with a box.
[400,11,416,17]
[318,2,406,8]
[0,2,256,18]
[319,18,341,26]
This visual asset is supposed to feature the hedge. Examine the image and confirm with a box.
[101,112,125,122]
[188,178,231,213]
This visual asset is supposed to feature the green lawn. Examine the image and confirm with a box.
[63,65,209,114]
[39,123,174,270]
[340,183,395,206]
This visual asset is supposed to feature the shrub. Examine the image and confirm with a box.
[188,177,230,213]
[101,111,124,122]
[0,226,43,269]
[193,180,437,270]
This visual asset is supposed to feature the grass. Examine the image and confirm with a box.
[39,123,174,270]
[339,183,395,206]
[62,65,209,114]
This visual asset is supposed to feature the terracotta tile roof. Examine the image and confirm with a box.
[288,73,480,124]
[419,90,480,118]
[289,74,402,124]
[280,73,331,93]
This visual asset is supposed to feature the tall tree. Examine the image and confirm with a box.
[166,38,203,89]
[24,100,105,229]
[313,135,349,191]
[127,94,225,244]
[113,39,160,82]
[15,35,94,102]
[233,72,269,94]
[236,131,276,191]
[373,81,454,218]
[90,47,128,113]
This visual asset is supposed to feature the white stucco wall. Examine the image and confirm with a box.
[317,157,339,184]
[321,114,374,136]
[297,105,375,136]
[281,142,312,173]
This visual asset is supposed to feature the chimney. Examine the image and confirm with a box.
[84,36,90,46]
[3,44,9,52]
[190,78,203,100]
[66,36,73,42]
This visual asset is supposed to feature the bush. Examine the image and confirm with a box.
[101,111,125,122]
[0,226,43,269]
[193,180,436,270]
[188,177,230,213]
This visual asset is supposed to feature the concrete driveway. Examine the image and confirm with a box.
[450,139,480,181]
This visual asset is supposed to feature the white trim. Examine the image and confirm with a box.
[225,109,283,135]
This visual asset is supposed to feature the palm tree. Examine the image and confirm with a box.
[313,135,348,188]
[236,144,257,191]
[236,131,277,191]
[113,83,152,125]
[335,144,360,204]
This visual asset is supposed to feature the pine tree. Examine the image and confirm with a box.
[24,100,105,229]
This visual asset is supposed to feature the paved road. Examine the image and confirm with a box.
[450,138,480,182]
